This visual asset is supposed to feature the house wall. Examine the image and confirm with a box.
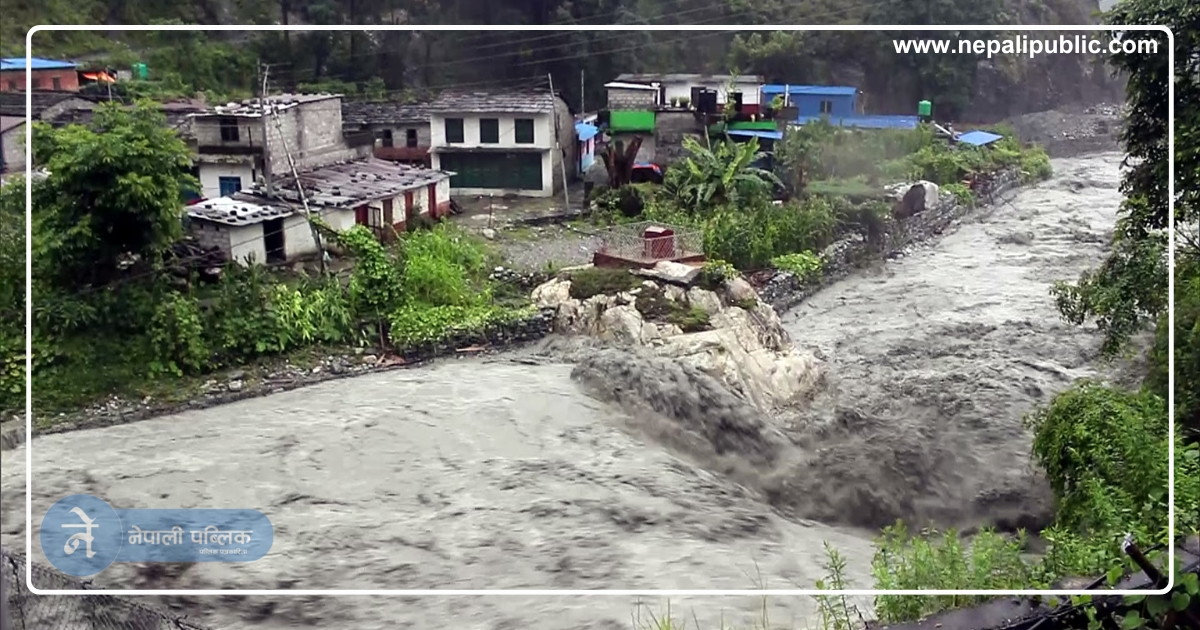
[197,162,256,199]
[370,122,432,149]
[0,124,26,173]
[281,213,320,259]
[430,112,555,149]
[607,87,658,110]
[0,68,80,92]
[551,97,577,188]
[653,111,702,166]
[432,150,553,198]
[795,94,857,118]
[662,80,761,106]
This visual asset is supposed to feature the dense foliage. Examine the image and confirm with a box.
[0,103,526,417]
[593,124,1050,273]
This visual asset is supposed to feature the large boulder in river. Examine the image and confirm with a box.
[530,267,823,411]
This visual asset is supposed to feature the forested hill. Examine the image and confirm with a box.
[0,0,1123,122]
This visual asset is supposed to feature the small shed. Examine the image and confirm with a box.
[761,85,858,118]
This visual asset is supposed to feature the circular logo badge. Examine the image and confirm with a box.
[39,494,124,577]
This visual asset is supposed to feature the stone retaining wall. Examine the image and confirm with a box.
[757,169,1026,313]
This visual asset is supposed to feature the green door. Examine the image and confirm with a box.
[440,152,543,191]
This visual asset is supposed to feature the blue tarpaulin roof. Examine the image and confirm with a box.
[575,122,599,141]
[0,57,79,71]
[794,115,920,130]
[727,129,784,140]
[761,84,858,97]
[956,130,1004,146]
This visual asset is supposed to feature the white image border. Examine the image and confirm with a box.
[24,23,1177,597]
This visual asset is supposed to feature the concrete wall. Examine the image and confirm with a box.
[652,111,702,166]
[607,87,658,110]
[197,162,256,199]
[430,112,554,149]
[552,97,577,188]
[662,81,761,106]
[609,133,656,164]
[370,122,432,148]
[0,68,80,92]
[0,124,25,173]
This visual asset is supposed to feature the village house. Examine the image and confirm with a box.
[186,92,375,199]
[428,88,576,198]
[762,84,920,130]
[0,116,25,175]
[186,158,454,265]
[614,73,766,112]
[0,90,96,123]
[0,57,81,93]
[341,100,433,167]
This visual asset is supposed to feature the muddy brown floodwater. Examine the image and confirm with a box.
[1,152,1125,630]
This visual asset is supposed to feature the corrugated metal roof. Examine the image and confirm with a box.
[726,129,783,140]
[429,89,555,114]
[762,84,858,97]
[575,122,599,141]
[956,130,1004,146]
[604,81,660,91]
[0,57,79,71]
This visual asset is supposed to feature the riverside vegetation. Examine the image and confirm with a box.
[0,102,536,420]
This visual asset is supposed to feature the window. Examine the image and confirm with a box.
[31,78,41,90]
[479,118,499,143]
[218,176,243,197]
[819,100,833,115]
[5,81,14,91]
[219,118,240,142]
[369,206,383,228]
[382,129,394,148]
[406,129,418,148]
[444,118,464,143]
[52,77,61,90]
[514,118,535,144]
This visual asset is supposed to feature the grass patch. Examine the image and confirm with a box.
[566,267,645,300]
[633,285,712,332]
[807,177,887,199]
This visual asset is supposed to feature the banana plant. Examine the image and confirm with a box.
[665,135,783,212]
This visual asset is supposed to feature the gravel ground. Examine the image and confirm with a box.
[488,224,605,271]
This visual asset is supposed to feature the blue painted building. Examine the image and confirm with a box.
[575,120,599,176]
[761,85,858,118]
[763,84,921,130]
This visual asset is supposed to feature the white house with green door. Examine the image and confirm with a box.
[428,88,576,198]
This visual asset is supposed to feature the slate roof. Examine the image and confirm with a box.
[615,73,764,85]
[428,89,555,114]
[341,100,432,126]
[238,158,454,209]
[187,194,295,227]
[203,93,340,118]
[0,91,97,119]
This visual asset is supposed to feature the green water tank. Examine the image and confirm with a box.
[132,63,148,80]
[918,100,932,117]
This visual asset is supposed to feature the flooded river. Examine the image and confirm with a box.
[1,152,1125,629]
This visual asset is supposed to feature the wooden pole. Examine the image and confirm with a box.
[548,73,570,210]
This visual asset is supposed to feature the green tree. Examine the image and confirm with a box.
[31,101,198,288]
[664,136,782,211]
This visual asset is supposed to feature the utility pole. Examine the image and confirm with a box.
[270,108,327,276]
[547,73,570,211]
[258,61,273,196]
[580,68,585,113]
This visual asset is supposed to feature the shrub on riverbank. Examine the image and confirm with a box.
[0,104,529,417]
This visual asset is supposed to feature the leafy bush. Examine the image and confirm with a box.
[771,251,823,283]
[147,291,208,377]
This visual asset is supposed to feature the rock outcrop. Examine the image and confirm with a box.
[531,262,824,411]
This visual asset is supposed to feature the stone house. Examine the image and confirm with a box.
[186,158,454,266]
[428,88,576,198]
[0,116,25,175]
[0,91,96,123]
[187,93,374,199]
[341,101,433,166]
